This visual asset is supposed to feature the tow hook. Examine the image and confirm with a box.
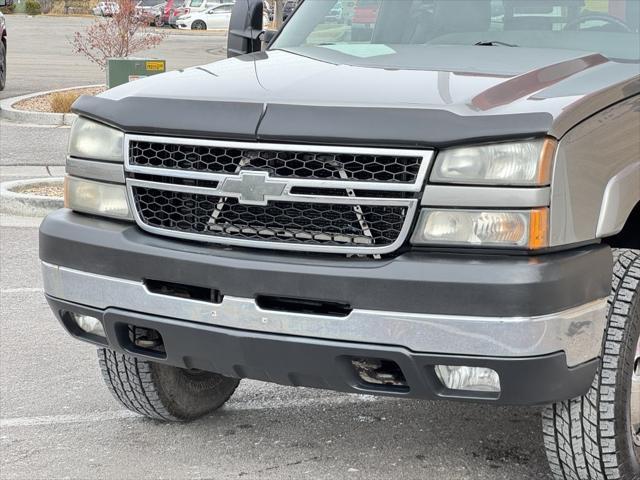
[351,358,408,388]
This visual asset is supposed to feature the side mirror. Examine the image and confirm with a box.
[227,0,264,58]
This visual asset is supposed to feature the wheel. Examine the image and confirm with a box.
[0,41,6,92]
[155,16,164,27]
[98,348,240,422]
[542,249,640,479]
[191,20,206,30]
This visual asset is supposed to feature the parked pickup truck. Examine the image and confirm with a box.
[40,0,639,478]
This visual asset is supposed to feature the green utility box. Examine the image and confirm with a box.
[106,58,166,89]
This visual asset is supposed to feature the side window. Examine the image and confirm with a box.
[217,4,233,13]
[190,0,205,8]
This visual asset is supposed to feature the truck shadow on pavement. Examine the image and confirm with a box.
[141,384,554,480]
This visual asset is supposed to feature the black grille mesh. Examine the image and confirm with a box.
[129,141,422,184]
[133,187,407,247]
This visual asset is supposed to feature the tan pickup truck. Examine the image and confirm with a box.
[40,1,639,478]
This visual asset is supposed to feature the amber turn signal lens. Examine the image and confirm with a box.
[528,207,549,250]
[537,138,557,186]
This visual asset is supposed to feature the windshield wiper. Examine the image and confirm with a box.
[474,41,519,47]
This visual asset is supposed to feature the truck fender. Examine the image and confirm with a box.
[596,161,640,238]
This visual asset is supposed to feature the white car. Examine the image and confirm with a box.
[92,1,119,16]
[176,2,234,30]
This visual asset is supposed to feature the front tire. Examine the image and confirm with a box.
[191,20,206,30]
[543,249,640,479]
[98,348,240,422]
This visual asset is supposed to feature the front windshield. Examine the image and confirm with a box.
[272,0,640,62]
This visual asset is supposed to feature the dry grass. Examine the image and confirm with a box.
[49,91,81,113]
[13,86,106,113]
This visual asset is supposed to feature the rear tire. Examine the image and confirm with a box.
[542,249,640,479]
[98,348,240,422]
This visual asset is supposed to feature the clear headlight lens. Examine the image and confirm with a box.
[68,117,124,162]
[411,208,549,249]
[431,139,556,186]
[64,176,132,220]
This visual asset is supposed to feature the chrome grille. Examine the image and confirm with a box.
[129,140,423,184]
[133,187,407,247]
[125,136,433,255]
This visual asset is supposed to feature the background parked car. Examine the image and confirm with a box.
[135,0,166,24]
[92,1,118,16]
[168,0,231,27]
[162,0,187,27]
[282,0,297,20]
[176,2,267,30]
[0,9,6,91]
[154,0,178,26]
[352,0,379,25]
[325,4,342,23]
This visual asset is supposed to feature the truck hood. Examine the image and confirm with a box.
[76,46,640,147]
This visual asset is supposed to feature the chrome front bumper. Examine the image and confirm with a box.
[42,261,607,367]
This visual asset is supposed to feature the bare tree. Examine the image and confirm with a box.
[72,0,165,70]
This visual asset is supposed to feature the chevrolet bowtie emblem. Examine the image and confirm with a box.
[220,172,287,205]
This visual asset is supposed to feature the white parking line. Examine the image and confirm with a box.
[0,288,44,293]
[0,411,138,428]
[0,395,381,428]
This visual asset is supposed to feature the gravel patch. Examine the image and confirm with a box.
[12,86,106,113]
[16,183,64,198]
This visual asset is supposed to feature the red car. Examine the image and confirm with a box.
[161,0,188,27]
[352,0,378,25]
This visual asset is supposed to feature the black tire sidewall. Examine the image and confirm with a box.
[618,275,640,476]
[604,250,640,478]
[151,363,239,420]
[192,20,206,30]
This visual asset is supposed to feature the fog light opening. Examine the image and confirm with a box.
[70,312,106,337]
[352,358,408,391]
[435,365,501,394]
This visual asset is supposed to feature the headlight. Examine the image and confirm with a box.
[430,139,556,186]
[68,117,124,162]
[411,208,549,249]
[64,176,132,220]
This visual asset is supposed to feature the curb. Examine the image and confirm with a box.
[0,85,103,126]
[155,27,228,35]
[0,178,64,217]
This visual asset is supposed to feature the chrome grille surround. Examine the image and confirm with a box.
[124,135,433,255]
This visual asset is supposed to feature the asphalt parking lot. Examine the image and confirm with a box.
[2,15,554,480]
[1,15,228,99]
